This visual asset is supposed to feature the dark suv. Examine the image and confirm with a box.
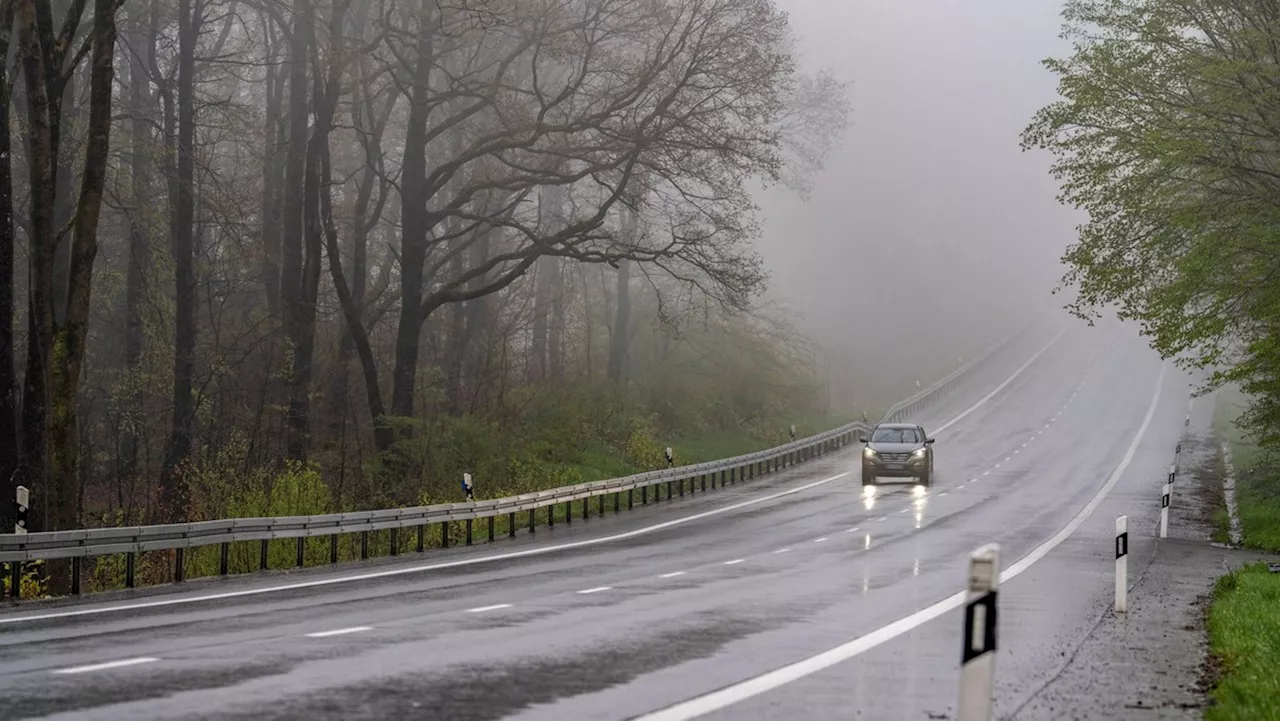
[860,423,935,486]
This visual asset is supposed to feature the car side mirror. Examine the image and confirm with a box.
[859,436,869,444]
[924,438,935,445]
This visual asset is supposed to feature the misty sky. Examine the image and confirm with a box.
[756,0,1082,365]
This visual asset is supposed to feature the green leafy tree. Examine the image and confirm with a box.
[1023,0,1280,451]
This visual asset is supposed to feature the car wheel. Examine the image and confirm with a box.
[862,473,876,486]
[918,469,931,487]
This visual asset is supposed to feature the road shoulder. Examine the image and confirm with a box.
[1010,413,1275,720]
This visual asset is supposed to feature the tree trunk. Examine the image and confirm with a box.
[319,118,390,449]
[607,210,636,383]
[389,3,434,427]
[608,258,631,382]
[461,217,494,411]
[0,1,17,532]
[120,7,153,490]
[46,0,120,541]
[260,64,284,318]
[161,0,197,518]
[445,213,468,412]
[549,258,565,383]
[16,0,58,530]
[50,70,77,327]
[281,0,312,459]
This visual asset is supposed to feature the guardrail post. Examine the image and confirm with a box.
[297,537,307,566]
[260,539,270,570]
[1160,484,1171,538]
[613,492,620,513]
[701,474,707,492]
[629,488,635,509]
[125,552,135,588]
[71,557,81,596]
[583,498,589,520]
[529,509,536,534]
[466,518,473,545]
[549,505,555,527]
[9,561,19,599]
[667,479,674,499]
[598,494,605,516]
[509,512,516,537]
[390,528,399,556]
[565,501,572,524]
[1115,515,1128,614]
[642,485,648,505]
[174,548,185,583]
[487,516,495,542]
[360,531,369,559]
[441,521,449,548]
[958,544,1000,721]
[332,534,341,563]
[679,477,685,497]
[221,542,230,575]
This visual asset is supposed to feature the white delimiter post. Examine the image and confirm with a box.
[957,544,1000,721]
[1115,516,1129,614]
[1160,484,1171,538]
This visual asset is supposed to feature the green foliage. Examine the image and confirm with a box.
[624,427,667,470]
[1207,563,1280,720]
[1216,389,1280,553]
[1023,0,1280,458]
[3,560,47,601]
[183,433,331,520]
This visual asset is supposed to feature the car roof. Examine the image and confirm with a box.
[874,423,919,430]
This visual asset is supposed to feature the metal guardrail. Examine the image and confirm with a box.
[0,325,1032,598]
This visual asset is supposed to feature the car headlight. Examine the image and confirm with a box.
[912,448,927,458]
[863,447,877,459]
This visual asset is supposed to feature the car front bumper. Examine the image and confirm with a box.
[862,455,928,477]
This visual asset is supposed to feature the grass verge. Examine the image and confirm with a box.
[1213,389,1280,552]
[1206,564,1280,721]
[1206,389,1280,719]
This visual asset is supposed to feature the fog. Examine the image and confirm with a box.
[755,0,1082,406]
[3,0,1094,533]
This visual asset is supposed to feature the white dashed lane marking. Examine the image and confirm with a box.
[305,626,372,638]
[52,657,160,675]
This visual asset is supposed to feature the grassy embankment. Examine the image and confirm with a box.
[1205,389,1280,721]
[79,403,865,594]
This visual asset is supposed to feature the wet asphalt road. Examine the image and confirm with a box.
[0,322,1192,721]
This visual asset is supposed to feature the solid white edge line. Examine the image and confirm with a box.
[631,360,1168,721]
[52,657,160,675]
[466,604,513,613]
[304,625,372,638]
[723,560,744,566]
[774,548,791,554]
[577,586,612,595]
[5,327,1068,626]
[660,572,687,579]
[930,328,1067,436]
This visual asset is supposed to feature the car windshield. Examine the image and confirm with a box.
[871,427,920,443]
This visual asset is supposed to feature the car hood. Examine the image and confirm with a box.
[867,442,923,453]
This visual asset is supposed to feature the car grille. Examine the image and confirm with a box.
[880,453,911,462]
